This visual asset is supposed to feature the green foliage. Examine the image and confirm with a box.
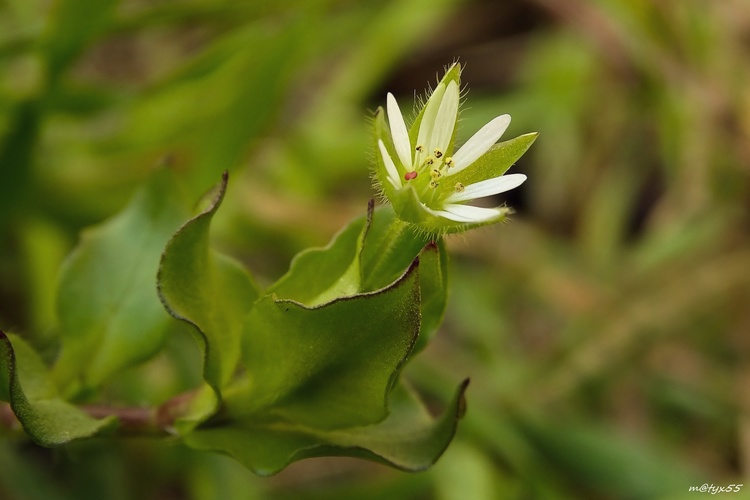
[3,164,460,476]
[2,0,749,497]
[158,172,259,391]
[53,169,190,393]
[0,331,114,446]
[156,173,458,474]
[186,380,468,476]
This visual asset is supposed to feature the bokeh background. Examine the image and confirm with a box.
[2,0,750,498]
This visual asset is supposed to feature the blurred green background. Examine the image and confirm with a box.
[2,0,750,498]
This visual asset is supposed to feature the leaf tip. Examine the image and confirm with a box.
[457,378,470,419]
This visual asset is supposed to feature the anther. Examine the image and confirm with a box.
[415,145,424,153]
[445,157,454,168]
[430,169,442,179]
[430,180,440,189]
[454,182,465,192]
[425,155,435,166]
[433,149,443,159]
[404,171,418,181]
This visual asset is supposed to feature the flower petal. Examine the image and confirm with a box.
[439,203,504,223]
[386,93,412,168]
[429,81,459,155]
[445,173,527,203]
[378,139,402,188]
[415,83,446,166]
[449,114,511,175]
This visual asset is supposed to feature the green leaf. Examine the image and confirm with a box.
[231,259,421,429]
[184,379,469,476]
[359,204,431,291]
[164,383,219,436]
[415,240,448,353]
[268,201,373,306]
[0,331,114,446]
[54,168,190,393]
[268,202,446,352]
[157,172,259,393]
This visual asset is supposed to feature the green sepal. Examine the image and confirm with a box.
[183,379,469,476]
[438,132,539,196]
[230,259,421,429]
[388,186,510,235]
[1,331,115,446]
[372,107,399,201]
[54,168,190,393]
[157,172,260,394]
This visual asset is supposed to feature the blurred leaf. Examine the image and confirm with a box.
[432,440,499,500]
[122,18,311,195]
[158,172,259,393]
[39,0,118,79]
[185,379,468,476]
[20,216,70,344]
[0,331,114,445]
[516,416,695,499]
[0,441,69,500]
[0,101,39,227]
[54,168,190,392]
[285,0,463,194]
[187,452,264,500]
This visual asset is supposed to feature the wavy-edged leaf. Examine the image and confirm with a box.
[268,201,373,306]
[1,331,114,446]
[157,172,259,394]
[267,200,445,352]
[231,259,421,429]
[54,169,190,392]
[184,379,468,476]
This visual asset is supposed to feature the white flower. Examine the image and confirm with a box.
[373,63,535,234]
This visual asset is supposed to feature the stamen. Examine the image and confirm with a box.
[433,149,443,159]
[430,169,442,180]
[425,155,435,166]
[415,145,424,153]
[454,182,465,192]
[444,157,454,168]
[430,180,440,189]
[404,171,418,181]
